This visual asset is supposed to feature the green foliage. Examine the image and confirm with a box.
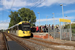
[9,11,20,27]
[65,24,75,33]
[64,24,70,29]
[9,8,36,27]
[65,24,75,29]
[18,8,36,26]
[0,29,3,32]
[71,24,75,29]
[72,29,75,33]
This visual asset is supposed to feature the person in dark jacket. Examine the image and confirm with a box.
[44,25,46,32]
[52,24,54,30]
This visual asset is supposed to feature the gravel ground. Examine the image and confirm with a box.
[6,33,54,50]
[5,35,12,41]
[33,37,75,45]
[6,33,75,50]
[29,38,75,50]
[15,37,53,50]
[0,33,7,50]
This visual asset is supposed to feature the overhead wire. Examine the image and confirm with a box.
[7,0,15,23]
[30,0,45,9]
[9,0,15,12]
[28,0,45,26]
[6,0,45,23]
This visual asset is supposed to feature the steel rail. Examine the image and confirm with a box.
[5,33,32,50]
[2,32,9,50]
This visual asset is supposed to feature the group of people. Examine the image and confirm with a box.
[36,24,59,32]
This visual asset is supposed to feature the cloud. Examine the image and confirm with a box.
[0,8,3,11]
[12,8,19,10]
[36,16,75,22]
[0,19,10,30]
[0,19,10,23]
[56,9,75,15]
[64,10,75,14]
[0,22,9,30]
[2,0,40,10]
[1,0,75,10]
[38,0,75,7]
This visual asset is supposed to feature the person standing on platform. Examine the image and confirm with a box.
[39,26,41,32]
[44,25,46,32]
[36,26,39,32]
[46,25,48,32]
[52,24,54,30]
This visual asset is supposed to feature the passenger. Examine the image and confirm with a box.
[56,25,59,32]
[39,26,41,32]
[32,26,36,32]
[46,25,48,32]
[44,24,47,32]
[42,26,44,32]
[36,26,39,32]
[40,26,42,32]
[52,24,54,30]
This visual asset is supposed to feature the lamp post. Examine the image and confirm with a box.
[52,13,55,39]
[65,16,67,24]
[37,12,40,26]
[60,4,64,40]
[66,16,67,17]
[60,4,64,19]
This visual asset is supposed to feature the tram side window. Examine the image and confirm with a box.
[18,25,22,30]
[15,26,18,30]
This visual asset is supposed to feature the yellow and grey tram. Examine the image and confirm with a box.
[7,21,31,37]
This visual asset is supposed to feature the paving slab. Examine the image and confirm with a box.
[7,41,25,50]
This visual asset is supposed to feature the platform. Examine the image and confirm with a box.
[7,41,25,50]
[33,32,54,39]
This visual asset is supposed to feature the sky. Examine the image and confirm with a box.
[0,0,75,30]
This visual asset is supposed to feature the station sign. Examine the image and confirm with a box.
[59,18,71,22]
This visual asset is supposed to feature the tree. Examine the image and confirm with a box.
[18,8,36,26]
[9,8,36,27]
[9,11,20,27]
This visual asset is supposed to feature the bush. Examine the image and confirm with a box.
[72,29,75,33]
[65,24,75,29]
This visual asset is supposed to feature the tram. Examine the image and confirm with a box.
[7,21,32,37]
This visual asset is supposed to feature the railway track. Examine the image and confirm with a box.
[24,38,75,50]
[4,32,34,50]
[5,32,75,50]
[30,38,75,47]
[0,32,9,50]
